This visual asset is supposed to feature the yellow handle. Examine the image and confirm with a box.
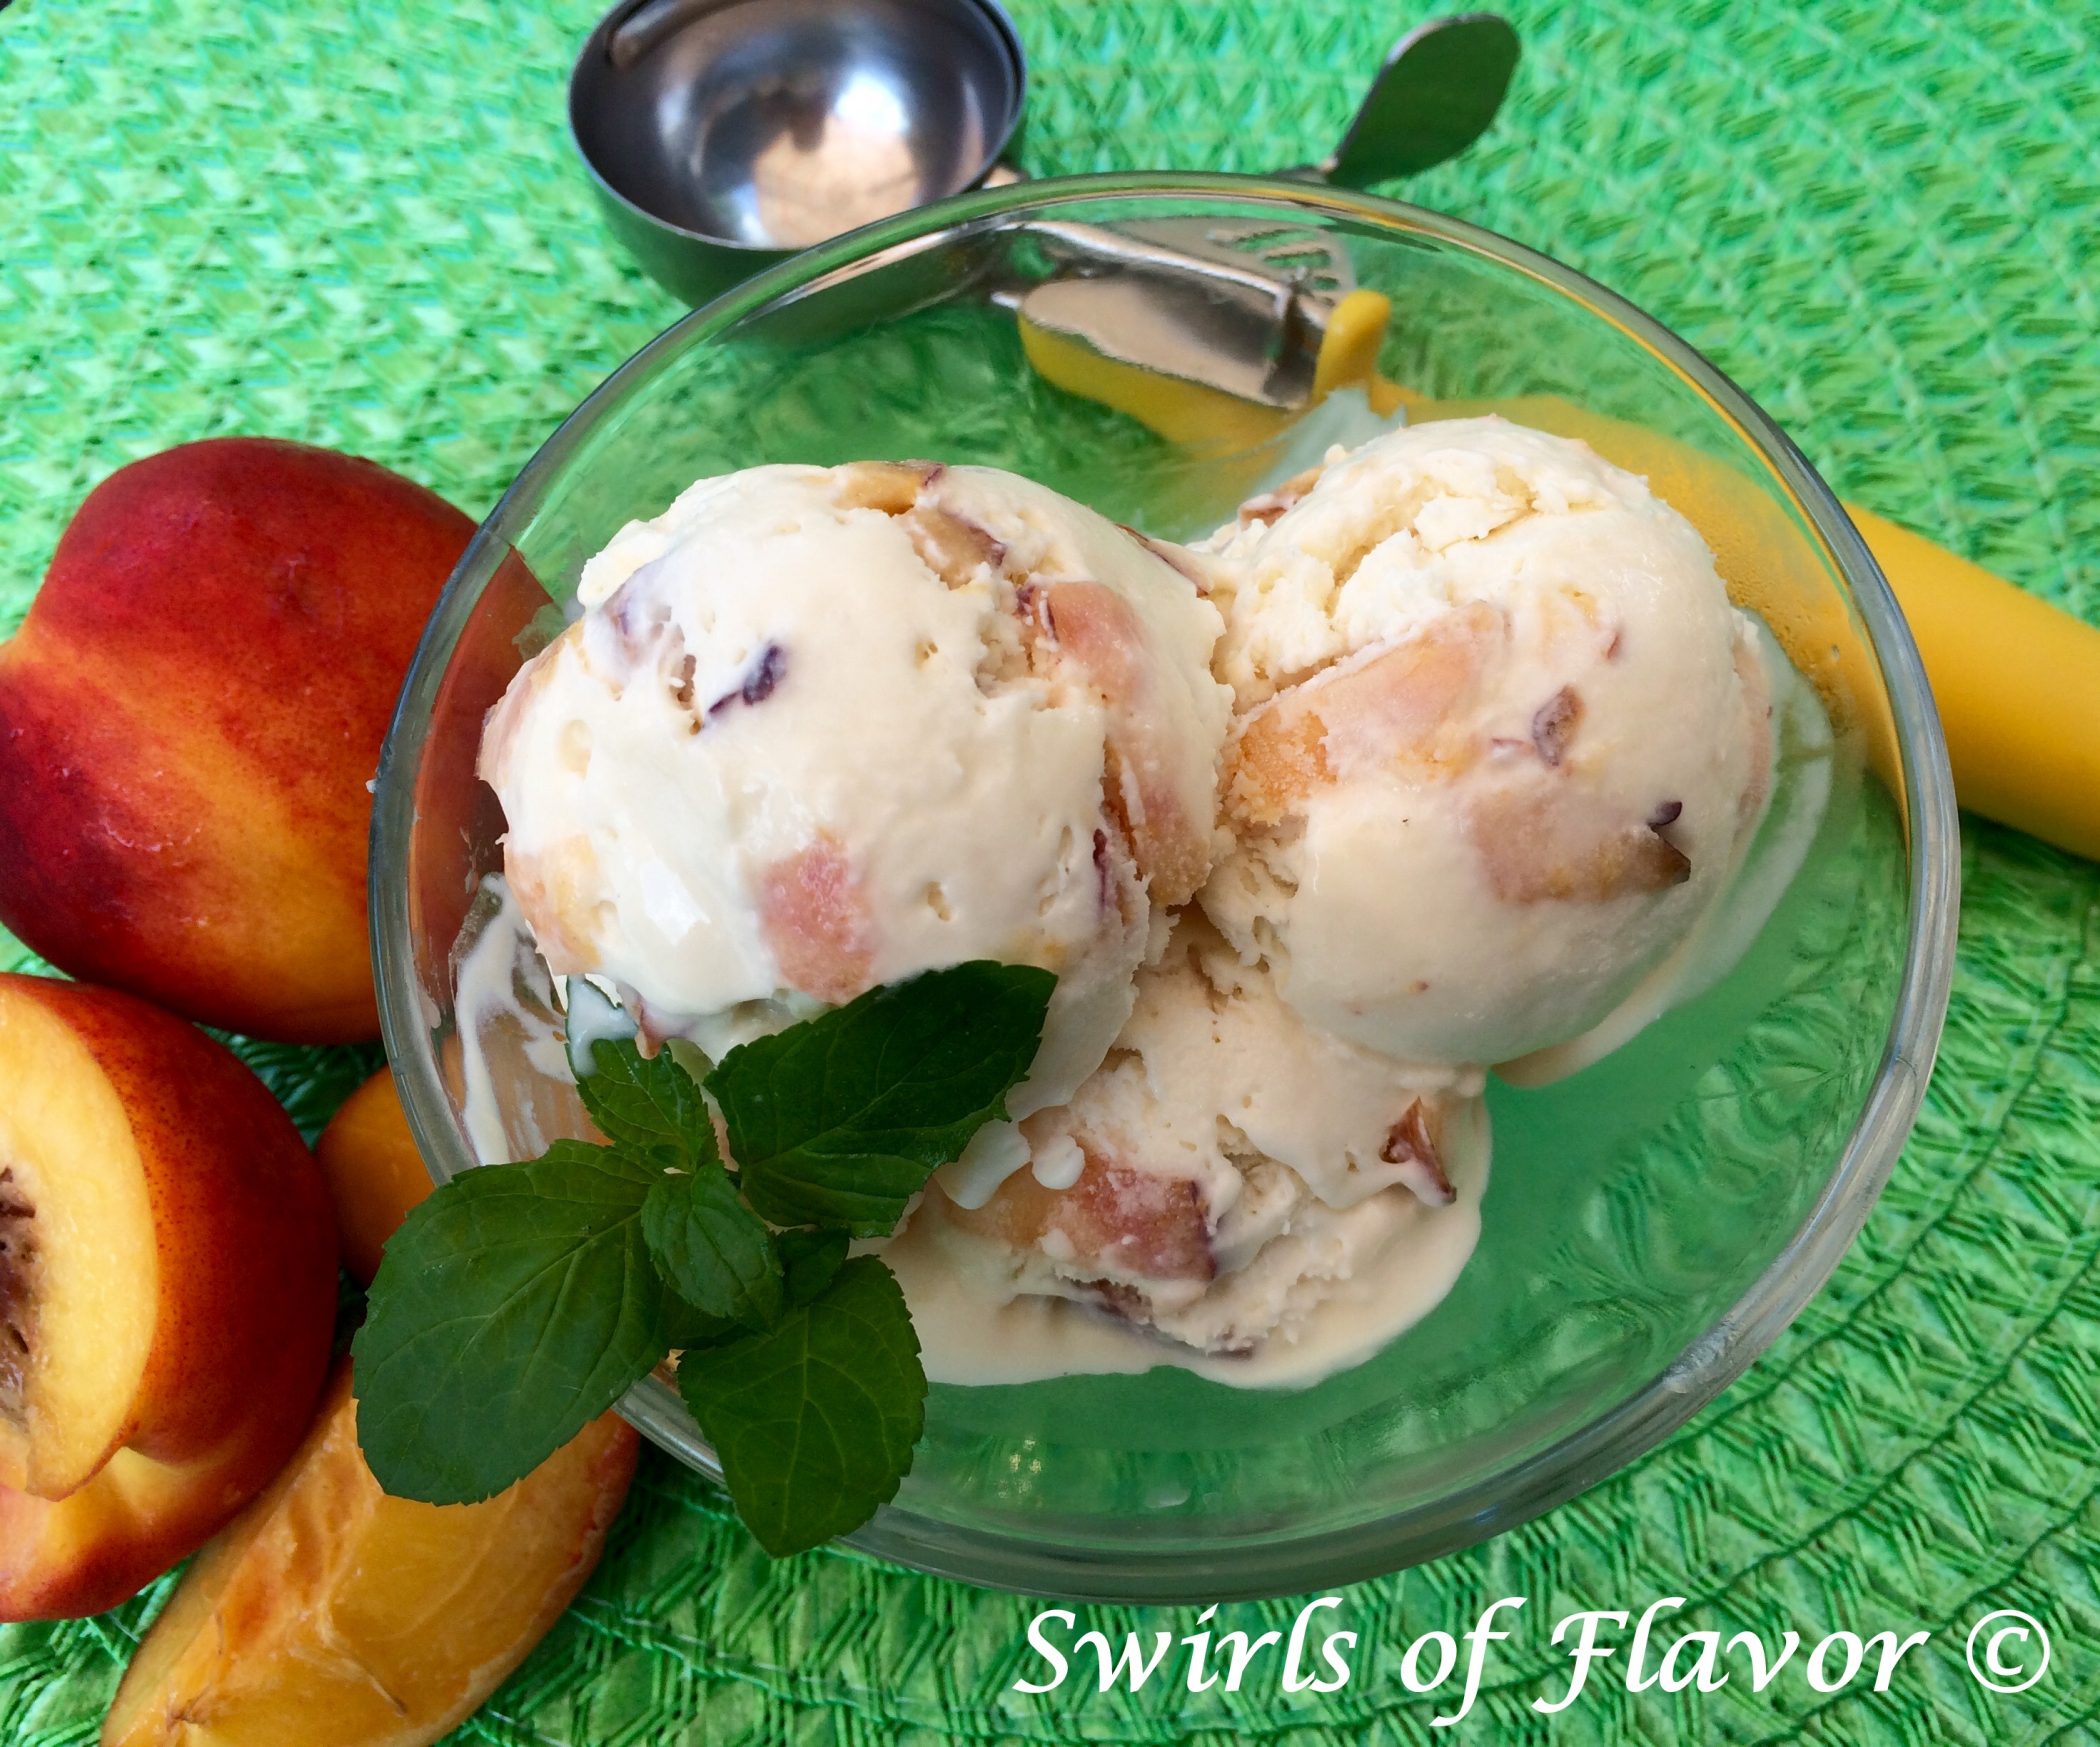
[1845,505,2100,861]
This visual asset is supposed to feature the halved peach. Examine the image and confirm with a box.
[101,1365,638,1747]
[0,974,335,1619]
[0,1435,303,1626]
[314,1069,433,1286]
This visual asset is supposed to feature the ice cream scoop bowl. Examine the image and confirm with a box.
[372,175,1956,1601]
[569,0,1026,306]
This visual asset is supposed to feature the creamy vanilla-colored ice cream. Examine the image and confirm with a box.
[1199,417,1773,1065]
[900,917,1486,1376]
[465,419,1800,1392]
[480,460,1233,1122]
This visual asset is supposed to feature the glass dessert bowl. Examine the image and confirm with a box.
[371,174,1957,1602]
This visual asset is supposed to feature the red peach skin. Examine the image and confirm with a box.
[0,438,475,1042]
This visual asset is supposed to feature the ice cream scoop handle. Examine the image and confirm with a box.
[1845,503,2100,861]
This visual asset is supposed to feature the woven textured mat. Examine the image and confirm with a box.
[3,0,2097,1741]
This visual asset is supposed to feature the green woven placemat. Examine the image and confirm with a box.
[3,1,2096,1741]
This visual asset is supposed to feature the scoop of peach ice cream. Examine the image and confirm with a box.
[907,916,1484,1364]
[480,460,1232,1123]
[1198,417,1774,1066]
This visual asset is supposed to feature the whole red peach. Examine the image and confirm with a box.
[0,438,475,1042]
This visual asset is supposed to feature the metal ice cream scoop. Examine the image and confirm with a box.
[569,0,1027,305]
[567,1,1516,313]
[1001,19,2100,867]
[1004,14,1520,417]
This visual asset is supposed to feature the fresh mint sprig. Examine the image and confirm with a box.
[709,959,1059,1236]
[352,1141,670,1504]
[676,1257,925,1556]
[574,1033,715,1170]
[641,1162,782,1332]
[352,961,1054,1556]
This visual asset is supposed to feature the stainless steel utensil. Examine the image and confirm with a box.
[569,0,1026,305]
[1316,11,1521,185]
[1009,14,1520,416]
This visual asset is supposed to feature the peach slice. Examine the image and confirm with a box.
[0,438,476,1043]
[314,1070,433,1286]
[101,1365,638,1747]
[0,974,336,1619]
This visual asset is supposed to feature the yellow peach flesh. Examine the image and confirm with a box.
[102,1367,638,1747]
[0,994,156,1499]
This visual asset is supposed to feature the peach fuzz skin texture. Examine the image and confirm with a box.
[0,974,337,1620]
[0,438,475,1043]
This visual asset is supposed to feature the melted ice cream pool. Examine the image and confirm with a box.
[886,1100,1489,1387]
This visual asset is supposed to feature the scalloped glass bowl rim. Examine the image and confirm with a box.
[371,171,1959,1602]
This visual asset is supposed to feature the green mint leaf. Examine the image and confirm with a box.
[353,1141,666,1504]
[707,961,1055,1235]
[642,1163,783,1332]
[663,1293,742,1351]
[575,1036,716,1172]
[677,1256,925,1556]
[779,1228,850,1305]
